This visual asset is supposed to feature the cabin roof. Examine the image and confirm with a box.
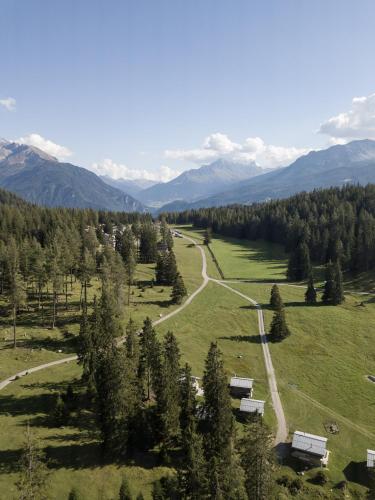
[292,431,327,457]
[239,398,265,414]
[230,377,254,389]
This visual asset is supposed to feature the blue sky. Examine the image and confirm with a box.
[1,0,375,181]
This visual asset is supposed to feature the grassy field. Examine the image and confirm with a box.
[0,236,202,381]
[0,362,172,500]
[183,225,374,495]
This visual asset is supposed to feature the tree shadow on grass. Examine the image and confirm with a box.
[343,461,370,487]
[133,299,171,308]
[218,335,261,344]
[0,393,56,418]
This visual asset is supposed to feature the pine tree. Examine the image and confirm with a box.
[171,272,187,304]
[286,241,311,281]
[270,284,283,310]
[202,343,240,498]
[322,261,335,304]
[125,318,140,362]
[239,420,275,500]
[139,317,160,400]
[332,260,344,305]
[16,424,49,500]
[119,477,133,500]
[139,224,158,263]
[269,308,290,342]
[179,364,208,498]
[156,332,181,458]
[203,228,212,246]
[179,364,197,440]
[179,426,208,499]
[6,238,27,348]
[68,487,80,500]
[53,392,69,426]
[305,274,317,304]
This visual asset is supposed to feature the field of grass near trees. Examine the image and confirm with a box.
[178,223,374,495]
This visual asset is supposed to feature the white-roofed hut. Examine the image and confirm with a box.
[229,376,254,398]
[239,398,265,416]
[291,431,330,467]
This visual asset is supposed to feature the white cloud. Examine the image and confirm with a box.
[165,133,307,168]
[16,133,73,160]
[0,97,16,111]
[91,158,181,182]
[318,93,375,141]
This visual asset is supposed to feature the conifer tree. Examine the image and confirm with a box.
[286,241,311,281]
[156,332,181,458]
[179,364,208,498]
[68,487,80,500]
[171,272,187,304]
[16,424,49,500]
[270,284,283,310]
[6,238,26,348]
[203,228,212,246]
[239,420,275,500]
[332,260,344,305]
[139,317,159,400]
[139,224,158,263]
[269,307,290,342]
[322,261,335,304]
[179,364,197,440]
[119,477,133,500]
[202,343,239,498]
[125,317,140,362]
[305,274,317,304]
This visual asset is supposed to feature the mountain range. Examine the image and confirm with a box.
[100,176,159,197]
[2,138,375,213]
[158,139,375,211]
[0,140,145,212]
[137,159,267,207]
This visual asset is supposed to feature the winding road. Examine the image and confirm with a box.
[0,233,288,448]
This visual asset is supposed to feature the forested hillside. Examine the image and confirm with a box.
[164,184,375,274]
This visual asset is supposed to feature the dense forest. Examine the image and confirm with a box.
[163,184,375,275]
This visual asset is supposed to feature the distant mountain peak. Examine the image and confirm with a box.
[0,139,145,212]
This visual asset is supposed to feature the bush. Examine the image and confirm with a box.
[314,470,328,486]
[289,478,304,495]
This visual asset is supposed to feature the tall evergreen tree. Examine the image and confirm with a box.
[171,272,187,304]
[270,284,283,310]
[139,317,160,400]
[203,228,212,246]
[305,274,317,304]
[286,241,311,281]
[332,260,344,305]
[6,238,26,348]
[16,424,49,500]
[322,261,335,304]
[269,308,290,342]
[156,332,181,458]
[119,477,133,500]
[239,420,275,500]
[139,225,158,263]
[202,343,241,498]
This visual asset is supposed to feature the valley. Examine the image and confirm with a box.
[1,221,374,498]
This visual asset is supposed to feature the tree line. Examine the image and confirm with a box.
[163,184,375,275]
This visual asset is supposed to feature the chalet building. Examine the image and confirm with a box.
[367,449,375,468]
[239,398,265,416]
[291,431,330,467]
[229,376,254,398]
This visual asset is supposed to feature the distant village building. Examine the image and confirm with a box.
[291,431,330,467]
[239,398,265,416]
[229,376,254,398]
[368,449,375,468]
